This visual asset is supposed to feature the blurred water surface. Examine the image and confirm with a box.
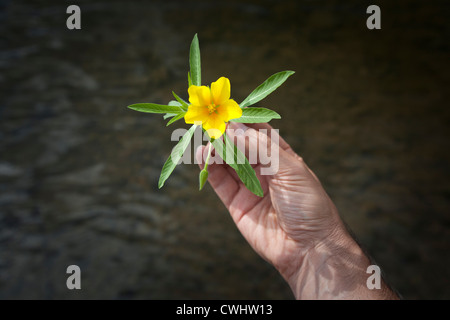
[0,0,449,299]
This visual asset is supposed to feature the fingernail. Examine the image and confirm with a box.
[228,122,248,136]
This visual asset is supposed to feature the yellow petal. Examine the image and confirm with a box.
[211,77,230,105]
[188,85,211,107]
[184,105,209,124]
[203,113,226,139]
[217,99,242,122]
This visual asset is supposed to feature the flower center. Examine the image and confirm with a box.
[207,103,218,114]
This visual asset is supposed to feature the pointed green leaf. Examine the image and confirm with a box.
[168,100,185,112]
[168,100,182,107]
[172,91,189,110]
[211,134,263,197]
[188,72,193,87]
[158,125,198,188]
[189,34,201,86]
[128,103,184,114]
[199,169,209,190]
[164,100,185,119]
[163,113,177,120]
[240,71,295,109]
[166,112,186,126]
[230,107,281,123]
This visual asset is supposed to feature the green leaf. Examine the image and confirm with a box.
[166,112,186,126]
[164,101,185,119]
[128,103,184,114]
[168,100,182,107]
[189,34,201,86]
[172,91,189,110]
[188,72,193,87]
[163,113,177,120]
[158,125,197,188]
[199,169,208,190]
[240,71,295,109]
[211,134,263,197]
[231,107,281,123]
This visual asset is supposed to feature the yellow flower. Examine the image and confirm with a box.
[185,77,242,139]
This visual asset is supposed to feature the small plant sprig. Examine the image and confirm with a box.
[128,34,294,197]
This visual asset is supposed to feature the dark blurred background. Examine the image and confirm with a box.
[0,0,449,299]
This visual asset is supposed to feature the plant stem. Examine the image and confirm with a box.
[204,141,213,170]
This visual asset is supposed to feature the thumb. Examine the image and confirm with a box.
[195,143,240,209]
[195,144,207,170]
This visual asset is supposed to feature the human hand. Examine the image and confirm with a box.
[196,122,398,299]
